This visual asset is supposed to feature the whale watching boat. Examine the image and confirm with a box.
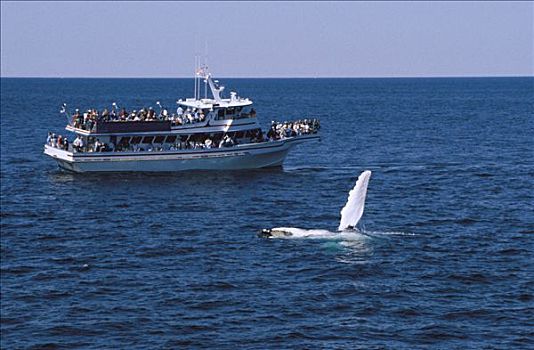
[44,67,320,172]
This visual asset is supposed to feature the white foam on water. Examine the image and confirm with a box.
[362,230,418,236]
[268,227,416,240]
[338,170,372,231]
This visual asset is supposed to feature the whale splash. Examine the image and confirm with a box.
[260,170,372,238]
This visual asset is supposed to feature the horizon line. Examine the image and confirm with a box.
[1,74,533,79]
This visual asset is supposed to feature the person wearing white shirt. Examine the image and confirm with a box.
[94,139,102,152]
[72,136,84,152]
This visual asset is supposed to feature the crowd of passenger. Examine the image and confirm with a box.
[47,118,320,153]
[266,119,320,140]
[66,103,258,131]
[70,106,209,131]
[47,133,242,153]
[46,132,70,151]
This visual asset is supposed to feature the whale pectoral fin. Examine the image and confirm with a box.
[338,170,372,231]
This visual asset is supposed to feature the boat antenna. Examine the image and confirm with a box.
[195,55,204,101]
[198,58,202,100]
[204,40,208,99]
[194,55,198,100]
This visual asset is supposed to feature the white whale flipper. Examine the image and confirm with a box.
[338,170,372,231]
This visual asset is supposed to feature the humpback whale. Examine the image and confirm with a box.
[260,170,372,238]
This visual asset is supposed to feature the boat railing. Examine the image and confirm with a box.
[53,133,319,154]
[49,139,265,154]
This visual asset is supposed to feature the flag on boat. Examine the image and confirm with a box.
[196,65,207,76]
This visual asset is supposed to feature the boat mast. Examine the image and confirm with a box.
[194,56,198,101]
[204,41,208,99]
[198,61,202,100]
[204,66,208,99]
[195,55,203,101]
[193,55,197,100]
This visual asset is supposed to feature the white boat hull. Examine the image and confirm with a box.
[44,135,319,173]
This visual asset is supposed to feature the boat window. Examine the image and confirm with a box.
[235,131,244,138]
[217,109,225,118]
[154,136,165,143]
[130,136,142,144]
[240,107,250,118]
[165,135,177,143]
[119,137,130,145]
[142,136,154,143]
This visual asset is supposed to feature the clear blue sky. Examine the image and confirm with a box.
[1,1,532,77]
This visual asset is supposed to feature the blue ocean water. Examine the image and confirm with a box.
[1,77,533,349]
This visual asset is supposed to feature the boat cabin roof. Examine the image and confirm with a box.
[177,97,253,110]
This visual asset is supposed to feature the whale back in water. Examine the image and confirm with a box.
[338,170,372,231]
[260,227,335,238]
